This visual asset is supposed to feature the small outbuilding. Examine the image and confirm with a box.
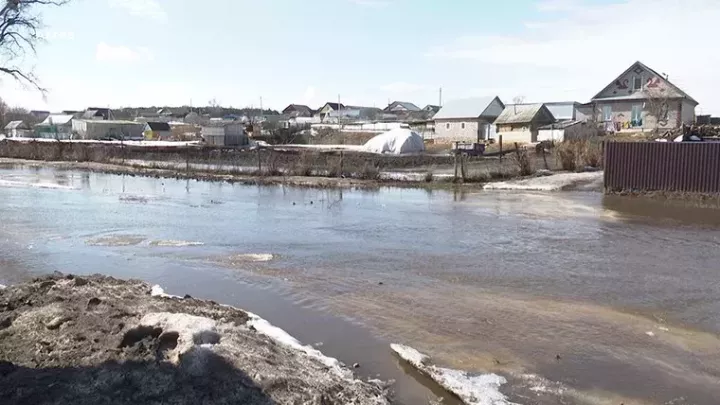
[144,122,172,140]
[3,121,31,138]
[433,96,505,143]
[494,104,556,144]
[201,122,248,147]
[537,120,599,143]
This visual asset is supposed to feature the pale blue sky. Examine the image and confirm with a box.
[2,0,719,114]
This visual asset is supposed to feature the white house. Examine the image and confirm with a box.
[432,96,505,142]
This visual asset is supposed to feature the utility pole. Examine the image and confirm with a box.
[439,87,443,107]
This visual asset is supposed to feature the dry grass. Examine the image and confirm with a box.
[511,147,535,176]
[554,139,604,171]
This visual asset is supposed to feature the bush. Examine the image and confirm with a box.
[580,140,603,168]
[511,147,535,176]
[555,142,578,171]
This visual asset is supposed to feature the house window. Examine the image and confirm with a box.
[446,123,450,129]
[461,123,465,129]
[631,105,643,127]
[633,76,642,91]
[602,105,612,121]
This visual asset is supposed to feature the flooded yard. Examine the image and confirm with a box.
[1,164,719,405]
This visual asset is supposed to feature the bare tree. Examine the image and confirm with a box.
[645,87,671,130]
[0,0,69,91]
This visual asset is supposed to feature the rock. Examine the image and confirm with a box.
[183,294,193,300]
[74,277,89,287]
[353,363,360,369]
[0,317,12,330]
[45,316,71,330]
[39,281,56,290]
[87,297,102,309]
[378,282,384,286]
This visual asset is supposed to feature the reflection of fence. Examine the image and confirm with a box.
[604,141,720,194]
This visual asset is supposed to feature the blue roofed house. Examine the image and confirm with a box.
[432,96,505,143]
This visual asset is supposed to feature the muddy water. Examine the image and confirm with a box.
[1,165,720,405]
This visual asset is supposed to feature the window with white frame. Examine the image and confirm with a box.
[602,105,612,121]
[633,76,642,91]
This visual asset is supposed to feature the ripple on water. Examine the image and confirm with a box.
[148,240,205,247]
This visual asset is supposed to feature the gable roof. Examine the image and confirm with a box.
[4,120,29,130]
[146,121,171,131]
[282,104,313,115]
[423,105,441,112]
[384,101,421,112]
[39,114,74,126]
[433,96,505,120]
[592,61,697,104]
[319,102,345,111]
[495,104,555,125]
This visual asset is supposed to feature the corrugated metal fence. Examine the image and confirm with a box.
[604,141,720,193]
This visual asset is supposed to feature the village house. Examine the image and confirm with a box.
[282,104,314,118]
[35,114,75,139]
[543,101,586,122]
[81,108,114,121]
[495,104,556,144]
[326,106,383,123]
[314,102,345,122]
[590,61,698,131]
[384,101,421,113]
[3,121,32,138]
[432,96,505,143]
[422,105,441,117]
[143,122,172,140]
[29,110,50,122]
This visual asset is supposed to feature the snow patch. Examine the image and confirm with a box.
[246,311,351,378]
[391,344,517,405]
[139,312,217,359]
[483,172,603,192]
[0,284,6,289]
[658,326,670,332]
[150,284,182,299]
[518,373,567,396]
[646,331,656,337]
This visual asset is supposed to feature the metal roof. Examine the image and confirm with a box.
[385,101,421,112]
[4,120,27,130]
[495,104,550,125]
[39,114,74,126]
[544,102,578,121]
[146,121,171,131]
[433,96,503,120]
[538,120,583,130]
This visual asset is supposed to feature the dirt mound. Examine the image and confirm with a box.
[0,273,390,405]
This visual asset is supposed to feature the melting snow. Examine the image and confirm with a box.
[390,344,517,405]
[483,172,603,192]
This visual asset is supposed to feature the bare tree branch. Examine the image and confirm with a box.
[0,0,70,92]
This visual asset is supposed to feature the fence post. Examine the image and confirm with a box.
[257,148,262,174]
[499,135,503,163]
[339,151,344,177]
[453,152,459,181]
[460,153,466,181]
[542,144,549,170]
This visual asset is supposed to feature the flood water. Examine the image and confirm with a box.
[1,164,720,405]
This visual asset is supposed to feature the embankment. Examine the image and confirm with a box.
[0,274,391,405]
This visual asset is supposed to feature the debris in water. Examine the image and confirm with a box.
[646,331,655,337]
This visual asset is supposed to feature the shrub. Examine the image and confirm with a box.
[511,147,535,176]
[555,142,578,171]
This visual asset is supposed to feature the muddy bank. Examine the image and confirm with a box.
[0,274,390,405]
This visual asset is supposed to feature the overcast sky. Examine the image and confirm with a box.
[1,0,718,114]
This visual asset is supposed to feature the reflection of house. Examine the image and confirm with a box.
[201,122,248,146]
[144,122,172,140]
[495,104,555,144]
[282,104,314,118]
[384,101,421,113]
[4,121,32,138]
[590,61,697,130]
[72,120,144,140]
[35,114,75,139]
[432,96,505,142]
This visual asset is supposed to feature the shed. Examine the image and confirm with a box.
[495,104,556,144]
[433,96,505,143]
[4,121,31,138]
[537,121,599,143]
[72,120,144,140]
[144,121,173,140]
[201,122,248,147]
